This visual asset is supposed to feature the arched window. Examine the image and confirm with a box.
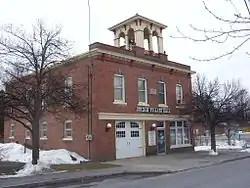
[143,28,150,51]
[152,31,158,53]
[118,32,125,47]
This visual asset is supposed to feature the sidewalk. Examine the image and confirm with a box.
[1,151,250,188]
[107,150,250,172]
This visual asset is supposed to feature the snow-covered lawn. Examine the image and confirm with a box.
[194,140,248,156]
[0,143,88,177]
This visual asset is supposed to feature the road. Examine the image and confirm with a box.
[54,158,250,188]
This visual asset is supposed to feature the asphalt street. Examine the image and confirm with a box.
[53,158,250,188]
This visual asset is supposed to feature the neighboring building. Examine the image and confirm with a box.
[4,14,195,161]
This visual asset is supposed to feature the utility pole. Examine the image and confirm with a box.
[87,0,94,160]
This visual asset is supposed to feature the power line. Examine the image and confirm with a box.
[244,0,250,16]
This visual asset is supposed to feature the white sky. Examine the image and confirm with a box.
[0,0,250,89]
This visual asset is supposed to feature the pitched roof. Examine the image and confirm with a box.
[108,13,167,31]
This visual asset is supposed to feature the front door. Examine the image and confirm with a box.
[157,129,166,154]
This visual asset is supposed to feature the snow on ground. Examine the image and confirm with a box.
[0,143,88,177]
[194,140,247,156]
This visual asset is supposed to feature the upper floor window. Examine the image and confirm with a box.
[158,81,166,105]
[176,84,183,104]
[114,74,125,102]
[138,78,148,104]
[9,124,14,138]
[64,76,73,106]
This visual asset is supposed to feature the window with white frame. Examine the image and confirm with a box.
[9,124,14,138]
[64,120,72,139]
[158,81,166,105]
[170,121,190,146]
[114,74,125,102]
[138,78,147,104]
[65,77,73,95]
[41,121,47,139]
[25,123,31,140]
[176,84,183,104]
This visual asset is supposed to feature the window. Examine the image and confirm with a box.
[130,122,139,128]
[25,123,31,140]
[41,121,47,139]
[41,84,46,109]
[131,130,140,137]
[65,77,73,95]
[176,84,183,104]
[170,121,190,147]
[64,120,72,139]
[114,74,125,102]
[9,124,14,138]
[116,122,125,129]
[116,131,126,138]
[158,81,166,105]
[138,78,147,104]
[25,129,31,140]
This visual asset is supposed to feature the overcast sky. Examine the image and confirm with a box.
[1,0,250,89]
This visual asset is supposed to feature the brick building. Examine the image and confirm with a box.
[4,14,195,161]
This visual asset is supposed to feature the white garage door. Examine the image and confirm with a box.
[115,121,144,159]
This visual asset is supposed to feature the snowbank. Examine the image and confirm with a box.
[0,143,88,177]
[0,143,87,164]
[194,139,247,155]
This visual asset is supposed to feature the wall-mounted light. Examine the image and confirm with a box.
[151,123,157,130]
[106,123,112,132]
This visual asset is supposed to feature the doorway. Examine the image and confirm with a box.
[157,121,166,154]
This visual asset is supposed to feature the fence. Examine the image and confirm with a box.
[194,133,250,147]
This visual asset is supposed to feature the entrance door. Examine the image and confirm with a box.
[115,121,144,159]
[157,129,166,154]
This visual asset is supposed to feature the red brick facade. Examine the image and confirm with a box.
[4,42,195,161]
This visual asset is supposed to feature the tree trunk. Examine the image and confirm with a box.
[210,126,216,152]
[227,135,231,145]
[32,118,40,165]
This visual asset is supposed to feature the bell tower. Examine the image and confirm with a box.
[108,14,167,53]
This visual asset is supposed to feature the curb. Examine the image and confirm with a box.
[2,155,250,188]
[1,171,166,188]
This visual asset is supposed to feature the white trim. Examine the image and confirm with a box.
[96,48,196,74]
[64,120,73,139]
[138,103,149,107]
[62,137,73,141]
[40,121,47,139]
[170,144,192,149]
[158,81,167,106]
[158,104,168,108]
[98,112,191,121]
[114,74,126,103]
[25,123,31,140]
[176,84,183,103]
[113,101,127,105]
[138,78,148,104]
[9,124,15,139]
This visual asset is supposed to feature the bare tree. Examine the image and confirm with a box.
[0,20,88,165]
[220,88,250,145]
[173,0,250,61]
[192,74,245,152]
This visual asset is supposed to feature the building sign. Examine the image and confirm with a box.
[148,131,156,146]
[136,106,170,114]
